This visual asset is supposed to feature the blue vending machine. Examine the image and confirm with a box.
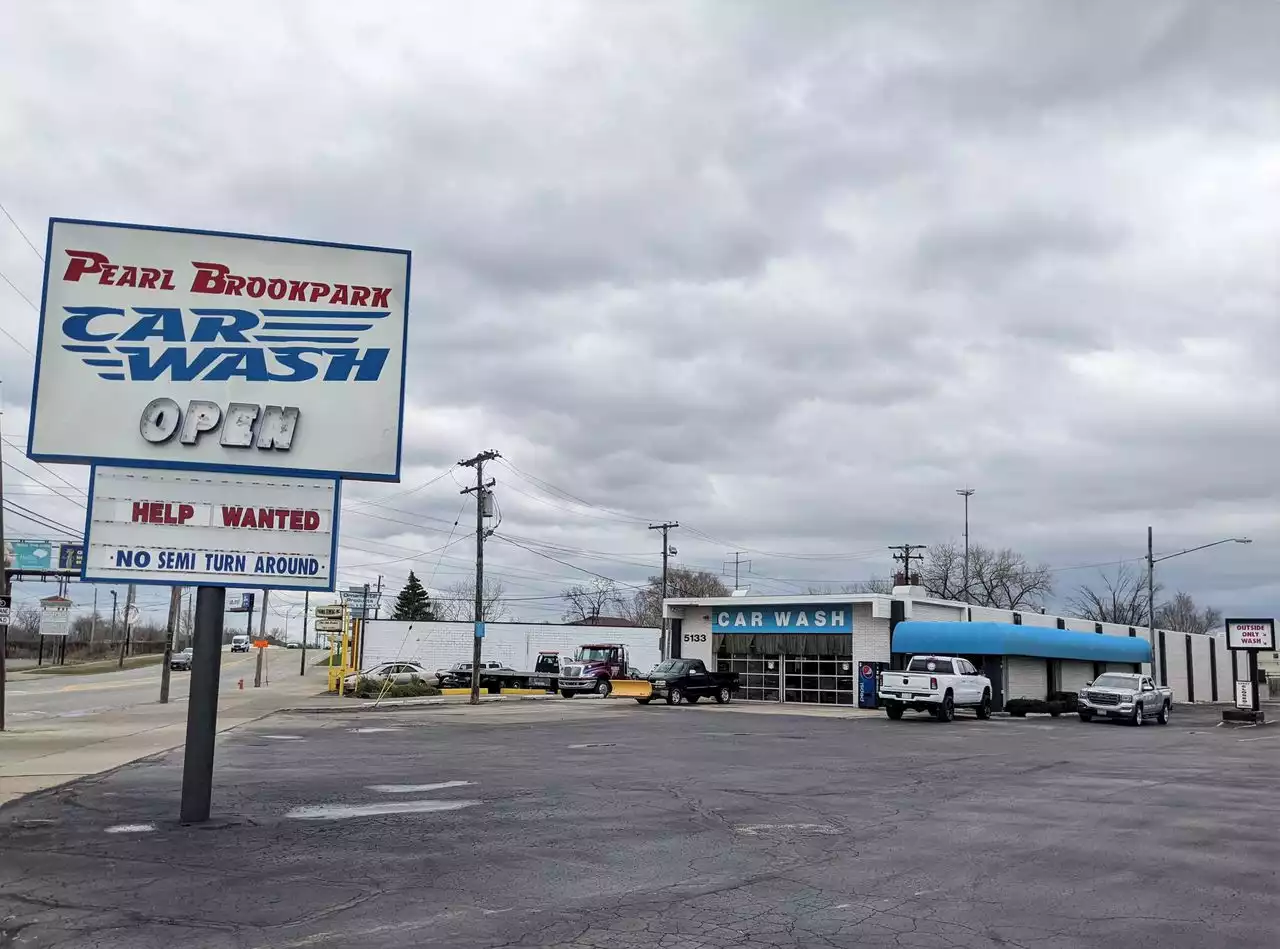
[857,662,883,708]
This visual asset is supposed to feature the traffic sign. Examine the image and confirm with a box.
[314,605,345,619]
[314,618,345,633]
[0,594,10,626]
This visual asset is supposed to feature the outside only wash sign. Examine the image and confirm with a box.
[83,466,339,591]
[712,605,853,634]
[27,218,411,482]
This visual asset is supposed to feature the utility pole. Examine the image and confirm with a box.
[258,588,269,639]
[460,450,499,704]
[110,589,118,644]
[359,582,370,670]
[1147,526,1154,686]
[184,591,193,649]
[118,583,136,668]
[300,590,309,676]
[956,488,975,601]
[373,575,383,619]
[888,545,925,587]
[159,586,181,704]
[0,420,9,732]
[649,522,679,658]
[90,588,98,644]
[723,551,751,591]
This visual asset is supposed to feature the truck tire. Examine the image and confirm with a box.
[595,678,612,698]
[1131,703,1145,726]
[937,694,955,722]
[560,690,575,699]
[975,691,992,720]
[885,701,903,720]
[666,686,684,705]
[1157,701,1170,725]
[715,686,731,704]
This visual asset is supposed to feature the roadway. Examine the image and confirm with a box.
[4,648,297,723]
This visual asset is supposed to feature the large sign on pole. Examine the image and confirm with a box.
[1226,618,1275,651]
[82,466,339,591]
[28,218,411,481]
[3,539,84,574]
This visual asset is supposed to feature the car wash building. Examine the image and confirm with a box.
[663,587,1235,708]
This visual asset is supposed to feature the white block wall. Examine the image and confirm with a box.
[361,621,661,674]
[854,602,892,663]
[1190,635,1213,702]
[1215,639,1233,702]
[1019,611,1058,629]
[1163,631,1190,702]
[909,601,966,623]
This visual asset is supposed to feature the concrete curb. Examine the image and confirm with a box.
[280,693,566,714]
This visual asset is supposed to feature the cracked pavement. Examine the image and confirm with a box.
[0,702,1275,948]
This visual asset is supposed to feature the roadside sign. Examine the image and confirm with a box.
[0,594,11,627]
[1235,680,1254,710]
[314,618,345,633]
[82,465,339,591]
[27,218,411,482]
[314,604,345,619]
[252,640,270,648]
[1226,618,1275,651]
[3,539,84,574]
[228,592,255,613]
[39,596,72,637]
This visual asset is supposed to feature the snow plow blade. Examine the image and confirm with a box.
[609,679,653,699]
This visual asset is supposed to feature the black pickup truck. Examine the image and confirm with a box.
[641,658,740,706]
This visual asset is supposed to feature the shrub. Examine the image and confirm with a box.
[351,675,441,699]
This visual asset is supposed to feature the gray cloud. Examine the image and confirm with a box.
[0,0,1275,625]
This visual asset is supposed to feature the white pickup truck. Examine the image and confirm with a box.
[878,655,993,722]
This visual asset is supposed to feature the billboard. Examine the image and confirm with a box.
[228,592,256,613]
[82,465,339,591]
[27,219,411,481]
[1225,618,1275,651]
[3,539,84,574]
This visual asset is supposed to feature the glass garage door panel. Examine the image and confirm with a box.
[718,655,780,701]
[784,655,856,704]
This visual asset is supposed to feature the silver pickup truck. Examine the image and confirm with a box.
[1078,672,1172,725]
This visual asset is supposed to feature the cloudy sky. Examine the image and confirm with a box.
[1,0,1275,630]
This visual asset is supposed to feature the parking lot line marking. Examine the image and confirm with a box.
[105,824,156,834]
[1237,734,1277,742]
[366,781,473,793]
[286,800,479,820]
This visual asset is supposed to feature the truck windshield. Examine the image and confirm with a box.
[652,660,687,673]
[1091,674,1139,689]
[576,647,615,661]
[907,658,954,674]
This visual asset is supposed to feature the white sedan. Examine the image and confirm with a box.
[343,661,431,691]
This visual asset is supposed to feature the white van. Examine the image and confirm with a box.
[230,635,251,653]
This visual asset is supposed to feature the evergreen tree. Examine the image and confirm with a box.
[391,571,434,621]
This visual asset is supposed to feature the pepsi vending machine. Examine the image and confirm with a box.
[858,662,884,708]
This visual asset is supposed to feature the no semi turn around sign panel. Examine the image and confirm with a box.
[83,466,339,591]
[27,218,411,481]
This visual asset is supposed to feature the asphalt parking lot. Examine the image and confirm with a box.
[1,701,1276,949]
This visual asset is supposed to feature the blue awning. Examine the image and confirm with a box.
[892,621,1152,664]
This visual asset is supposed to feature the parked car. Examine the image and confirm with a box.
[169,648,194,671]
[343,661,432,692]
[878,656,993,722]
[642,658,739,706]
[1077,673,1172,725]
[286,642,301,649]
[435,660,509,688]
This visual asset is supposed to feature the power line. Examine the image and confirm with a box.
[0,201,44,262]
[2,498,82,536]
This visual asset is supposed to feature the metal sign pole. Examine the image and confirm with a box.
[181,586,226,823]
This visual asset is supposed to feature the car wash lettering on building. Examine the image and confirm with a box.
[712,605,854,633]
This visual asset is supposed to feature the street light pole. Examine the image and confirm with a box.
[956,489,975,602]
[1145,528,1252,686]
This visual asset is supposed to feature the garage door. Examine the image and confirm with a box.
[1105,662,1134,673]
[1057,660,1093,694]
[1006,657,1048,700]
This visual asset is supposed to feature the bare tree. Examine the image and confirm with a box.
[434,577,510,622]
[10,606,41,641]
[803,578,894,595]
[561,577,624,623]
[624,567,728,628]
[921,542,1053,609]
[1065,565,1159,626]
[1157,592,1222,635]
